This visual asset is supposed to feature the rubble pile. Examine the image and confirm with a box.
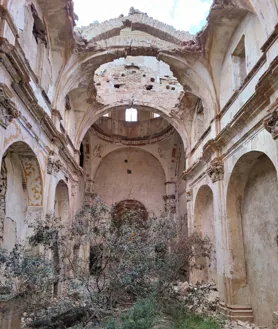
[173,281,220,315]
[173,281,270,329]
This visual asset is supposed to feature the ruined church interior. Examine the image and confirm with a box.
[0,0,278,328]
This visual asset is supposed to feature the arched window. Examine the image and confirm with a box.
[125,108,138,122]
[79,143,84,168]
[153,113,160,118]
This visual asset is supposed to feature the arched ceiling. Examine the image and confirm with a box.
[34,0,276,153]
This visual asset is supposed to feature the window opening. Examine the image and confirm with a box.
[125,108,138,122]
[79,143,84,168]
[31,4,48,47]
[232,35,247,91]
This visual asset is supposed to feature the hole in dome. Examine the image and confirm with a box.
[124,159,128,163]
[150,77,155,82]
[171,87,175,90]
[143,74,146,77]
[125,108,138,122]
[121,73,125,77]
[114,84,121,88]
[166,85,170,90]
[146,85,153,91]
[127,169,132,174]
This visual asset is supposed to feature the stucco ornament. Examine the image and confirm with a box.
[186,189,193,202]
[207,158,224,183]
[0,83,20,129]
[93,144,104,158]
[20,157,43,206]
[264,109,278,139]
[47,151,62,175]
[163,194,176,214]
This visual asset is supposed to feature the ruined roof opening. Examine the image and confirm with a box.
[92,106,174,143]
[94,56,183,108]
[74,0,212,34]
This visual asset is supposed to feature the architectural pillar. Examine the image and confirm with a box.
[264,109,278,325]
[163,181,177,214]
[185,188,193,234]
[207,157,253,321]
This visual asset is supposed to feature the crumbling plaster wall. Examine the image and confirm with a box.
[0,0,278,326]
[242,155,278,326]
[194,185,217,284]
[84,128,183,184]
[219,12,266,108]
[94,147,166,216]
[94,56,183,108]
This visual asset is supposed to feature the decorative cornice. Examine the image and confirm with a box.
[59,146,83,176]
[181,157,204,181]
[261,23,278,53]
[0,5,19,39]
[91,124,175,146]
[264,108,278,139]
[207,157,224,183]
[0,37,83,177]
[0,83,20,128]
[220,54,267,117]
[52,109,62,120]
[202,139,219,162]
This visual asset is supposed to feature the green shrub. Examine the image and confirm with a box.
[172,312,221,329]
[105,298,158,329]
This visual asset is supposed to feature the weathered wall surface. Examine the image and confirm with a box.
[94,148,166,216]
[242,156,278,326]
[0,0,278,327]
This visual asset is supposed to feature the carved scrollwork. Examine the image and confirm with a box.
[0,83,20,129]
[264,110,278,139]
[207,158,224,183]
[47,151,62,175]
[186,189,193,202]
[163,194,176,214]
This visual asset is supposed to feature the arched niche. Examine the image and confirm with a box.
[54,180,70,223]
[193,185,216,284]
[113,199,148,223]
[0,141,43,250]
[93,148,166,216]
[226,151,278,326]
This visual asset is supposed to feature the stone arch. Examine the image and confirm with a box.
[75,103,189,152]
[54,51,218,131]
[93,147,166,216]
[113,199,148,223]
[54,180,70,223]
[226,151,278,326]
[193,185,216,283]
[0,141,43,250]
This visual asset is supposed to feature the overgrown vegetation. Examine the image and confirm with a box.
[0,199,218,329]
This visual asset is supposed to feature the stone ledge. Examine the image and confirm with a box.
[219,303,254,322]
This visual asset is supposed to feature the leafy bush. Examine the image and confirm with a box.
[105,298,158,329]
[0,200,213,329]
[172,312,221,329]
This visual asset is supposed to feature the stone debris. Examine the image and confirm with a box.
[173,282,269,329]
